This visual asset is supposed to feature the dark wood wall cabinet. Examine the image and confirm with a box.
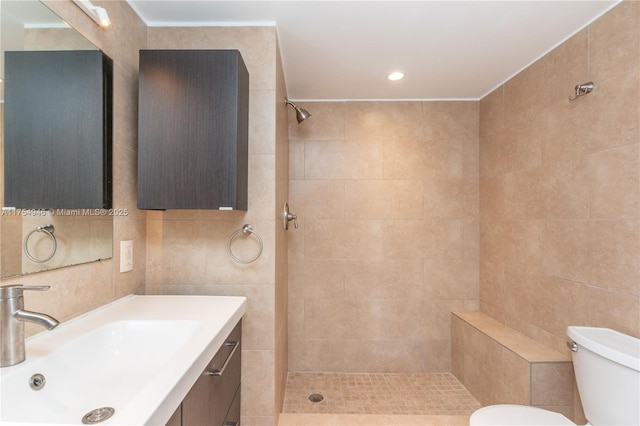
[167,321,242,426]
[3,50,113,209]
[137,50,249,210]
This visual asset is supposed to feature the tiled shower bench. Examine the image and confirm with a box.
[451,311,575,421]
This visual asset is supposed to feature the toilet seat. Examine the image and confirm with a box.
[470,405,575,425]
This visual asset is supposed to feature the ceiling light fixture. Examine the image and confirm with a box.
[72,0,111,28]
[387,71,405,81]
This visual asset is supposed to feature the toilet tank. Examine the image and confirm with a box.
[567,326,640,426]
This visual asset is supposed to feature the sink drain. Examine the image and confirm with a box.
[82,407,115,424]
[29,373,46,391]
[308,393,324,403]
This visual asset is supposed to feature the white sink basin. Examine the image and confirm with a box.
[0,295,246,425]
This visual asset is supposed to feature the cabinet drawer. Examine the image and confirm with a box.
[181,321,242,426]
[222,385,241,426]
[208,322,241,425]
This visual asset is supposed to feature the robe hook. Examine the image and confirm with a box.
[569,82,594,101]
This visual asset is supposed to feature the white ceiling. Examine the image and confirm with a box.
[127,0,620,101]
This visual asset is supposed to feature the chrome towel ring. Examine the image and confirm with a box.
[227,224,263,264]
[24,224,57,263]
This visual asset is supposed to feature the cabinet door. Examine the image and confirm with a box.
[4,50,113,209]
[181,369,211,424]
[222,385,241,426]
[138,50,248,210]
[165,405,181,426]
[182,322,242,426]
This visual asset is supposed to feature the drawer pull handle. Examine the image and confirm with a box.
[205,341,239,377]
[223,423,238,426]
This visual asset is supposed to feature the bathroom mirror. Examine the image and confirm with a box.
[0,0,113,278]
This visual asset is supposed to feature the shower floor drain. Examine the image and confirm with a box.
[308,393,324,403]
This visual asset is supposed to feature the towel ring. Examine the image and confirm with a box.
[227,224,263,264]
[24,224,57,263]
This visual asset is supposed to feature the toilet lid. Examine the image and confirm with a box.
[470,405,575,425]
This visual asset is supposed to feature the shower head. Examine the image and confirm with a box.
[285,99,311,124]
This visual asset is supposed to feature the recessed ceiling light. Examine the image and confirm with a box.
[387,71,405,81]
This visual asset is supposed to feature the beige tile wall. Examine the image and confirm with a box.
[0,0,146,330]
[288,101,480,373]
[479,0,640,358]
[275,42,291,423]
[144,26,288,426]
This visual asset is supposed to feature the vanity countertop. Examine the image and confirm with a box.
[0,294,247,425]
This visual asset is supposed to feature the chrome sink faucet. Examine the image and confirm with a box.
[0,285,60,367]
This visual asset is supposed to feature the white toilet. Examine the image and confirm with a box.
[470,326,640,426]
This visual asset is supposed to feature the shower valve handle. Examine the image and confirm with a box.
[283,203,298,230]
[286,212,298,229]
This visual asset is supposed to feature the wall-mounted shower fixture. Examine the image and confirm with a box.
[568,82,594,101]
[283,203,298,230]
[285,99,311,124]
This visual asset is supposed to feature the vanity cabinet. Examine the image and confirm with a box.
[168,321,242,426]
[137,49,249,210]
[3,50,113,209]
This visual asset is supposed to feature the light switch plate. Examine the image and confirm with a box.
[120,240,133,272]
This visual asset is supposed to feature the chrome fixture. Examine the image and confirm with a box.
[568,82,594,101]
[82,407,116,424]
[284,98,311,124]
[29,373,46,391]
[227,224,263,264]
[309,393,324,403]
[0,285,59,367]
[24,224,57,263]
[283,203,298,230]
[204,341,239,376]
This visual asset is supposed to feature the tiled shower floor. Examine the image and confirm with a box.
[283,372,481,416]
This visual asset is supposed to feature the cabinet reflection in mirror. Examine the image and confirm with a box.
[0,1,113,278]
